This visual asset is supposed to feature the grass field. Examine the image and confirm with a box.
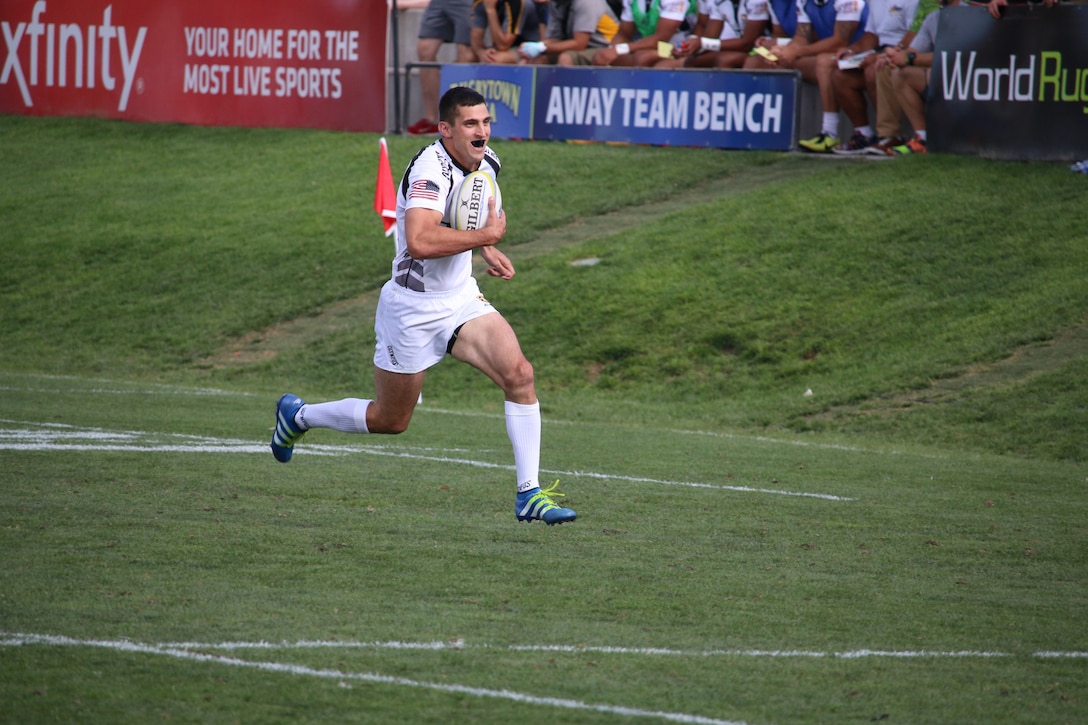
[1,115,1086,724]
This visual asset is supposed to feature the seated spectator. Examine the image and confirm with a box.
[519,0,621,65]
[653,0,714,67]
[472,0,544,64]
[826,0,921,155]
[534,0,551,36]
[750,0,801,55]
[877,0,963,154]
[408,0,477,135]
[744,0,869,152]
[658,0,769,69]
[861,0,938,155]
[592,0,699,68]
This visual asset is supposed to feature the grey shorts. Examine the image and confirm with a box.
[418,0,474,46]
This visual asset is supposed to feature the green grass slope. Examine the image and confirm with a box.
[2,115,1086,460]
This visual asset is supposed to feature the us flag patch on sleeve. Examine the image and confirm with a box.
[409,179,441,201]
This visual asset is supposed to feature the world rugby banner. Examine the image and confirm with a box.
[929,5,1088,161]
[0,0,386,132]
[441,64,800,151]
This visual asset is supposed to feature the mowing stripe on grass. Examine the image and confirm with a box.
[0,420,854,501]
[0,632,747,725]
[0,377,253,398]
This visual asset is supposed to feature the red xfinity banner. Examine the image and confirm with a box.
[0,0,386,132]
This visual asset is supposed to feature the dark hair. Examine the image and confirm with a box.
[439,86,487,125]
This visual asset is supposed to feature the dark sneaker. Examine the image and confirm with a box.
[832,132,876,155]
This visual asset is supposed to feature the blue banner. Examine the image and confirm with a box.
[533,67,798,150]
[440,64,535,140]
[440,64,798,150]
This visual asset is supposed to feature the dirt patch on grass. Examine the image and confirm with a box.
[199,159,818,370]
[809,324,1088,421]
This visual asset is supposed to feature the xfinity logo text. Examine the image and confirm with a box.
[1,1,147,111]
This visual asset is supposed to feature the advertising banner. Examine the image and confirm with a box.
[440,64,534,139]
[441,64,799,150]
[0,0,386,132]
[533,67,798,150]
[929,5,1088,161]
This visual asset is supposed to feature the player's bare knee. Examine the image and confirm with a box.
[386,419,411,435]
[373,418,411,435]
[505,357,535,395]
[369,409,412,435]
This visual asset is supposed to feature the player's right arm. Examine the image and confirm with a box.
[405,199,506,260]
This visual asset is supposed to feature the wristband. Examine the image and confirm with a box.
[701,37,721,53]
[615,42,630,55]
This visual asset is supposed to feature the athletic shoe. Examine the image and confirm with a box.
[832,132,876,155]
[271,393,306,463]
[515,481,577,525]
[865,136,905,156]
[893,135,927,155]
[798,133,839,153]
[406,118,439,135]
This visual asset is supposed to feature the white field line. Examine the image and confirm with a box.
[0,632,745,725]
[5,632,1085,661]
[4,634,1084,725]
[122,638,1088,660]
[0,420,855,501]
[1,373,937,458]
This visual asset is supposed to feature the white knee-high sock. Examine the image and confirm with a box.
[505,401,540,493]
[297,399,370,434]
[822,112,840,138]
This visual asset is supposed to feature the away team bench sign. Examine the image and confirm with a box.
[0,0,386,132]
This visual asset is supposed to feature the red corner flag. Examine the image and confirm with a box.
[374,137,396,237]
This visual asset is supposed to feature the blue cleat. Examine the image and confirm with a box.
[270,393,306,463]
[515,481,576,525]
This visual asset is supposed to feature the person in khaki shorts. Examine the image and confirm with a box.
[519,0,621,65]
[867,0,953,156]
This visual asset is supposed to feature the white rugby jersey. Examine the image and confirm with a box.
[863,0,918,47]
[796,0,865,28]
[707,0,769,40]
[393,139,501,293]
[621,0,699,45]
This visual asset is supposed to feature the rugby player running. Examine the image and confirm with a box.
[270,86,576,526]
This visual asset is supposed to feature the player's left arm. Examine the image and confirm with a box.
[797,20,858,57]
[725,18,768,52]
[480,244,515,279]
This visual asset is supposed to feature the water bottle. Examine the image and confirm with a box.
[1072,160,1088,173]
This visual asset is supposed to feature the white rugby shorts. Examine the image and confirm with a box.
[373,277,495,374]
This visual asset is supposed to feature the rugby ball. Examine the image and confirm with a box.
[452,170,501,231]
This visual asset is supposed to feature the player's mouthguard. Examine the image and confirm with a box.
[471,139,485,148]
